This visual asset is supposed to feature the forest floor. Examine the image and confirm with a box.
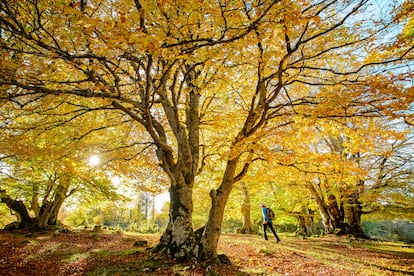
[0,229,413,276]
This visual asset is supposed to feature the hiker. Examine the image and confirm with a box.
[260,203,281,242]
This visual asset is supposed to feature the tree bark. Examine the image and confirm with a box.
[156,182,195,261]
[0,190,31,227]
[306,182,334,234]
[153,64,202,261]
[342,191,365,236]
[327,194,342,230]
[38,176,69,228]
[31,183,40,217]
[240,182,254,234]
[200,158,239,260]
[295,208,314,237]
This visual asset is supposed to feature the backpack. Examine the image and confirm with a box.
[266,208,275,220]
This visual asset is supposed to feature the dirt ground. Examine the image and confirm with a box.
[0,229,413,275]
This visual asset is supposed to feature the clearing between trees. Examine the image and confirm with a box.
[0,229,412,275]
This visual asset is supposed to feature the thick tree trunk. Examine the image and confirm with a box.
[199,158,238,260]
[31,184,40,217]
[327,194,343,230]
[38,197,64,228]
[333,180,365,237]
[155,173,195,261]
[38,178,69,228]
[153,67,201,261]
[1,178,70,230]
[306,183,334,234]
[295,208,314,237]
[342,192,365,237]
[0,190,31,228]
[240,182,254,234]
[296,216,307,236]
[296,216,305,235]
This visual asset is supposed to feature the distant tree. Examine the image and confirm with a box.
[238,182,254,234]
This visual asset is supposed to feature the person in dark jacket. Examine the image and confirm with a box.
[260,203,281,242]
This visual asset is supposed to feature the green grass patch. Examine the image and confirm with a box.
[94,247,146,257]
[86,260,145,276]
[359,241,414,255]
[87,256,171,276]
[62,252,90,263]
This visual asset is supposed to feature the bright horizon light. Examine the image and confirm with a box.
[88,155,100,166]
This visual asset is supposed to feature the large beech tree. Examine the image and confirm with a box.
[1,0,412,261]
